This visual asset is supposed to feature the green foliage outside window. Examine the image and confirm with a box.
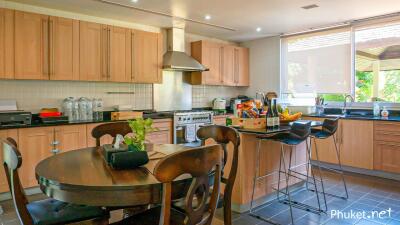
[355,70,373,102]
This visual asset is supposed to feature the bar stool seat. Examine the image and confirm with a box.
[310,129,332,139]
[258,132,306,145]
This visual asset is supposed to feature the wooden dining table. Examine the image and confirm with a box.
[35,144,192,207]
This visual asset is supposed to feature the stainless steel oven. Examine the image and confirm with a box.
[173,111,213,147]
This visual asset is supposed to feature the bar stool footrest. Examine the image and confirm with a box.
[279,199,326,215]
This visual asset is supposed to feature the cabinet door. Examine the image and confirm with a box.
[221,45,235,86]
[0,129,18,193]
[374,141,400,173]
[55,125,87,153]
[49,16,79,81]
[340,120,374,169]
[109,26,130,82]
[147,120,172,144]
[0,8,14,79]
[132,30,162,83]
[203,42,222,85]
[80,21,105,81]
[18,127,54,188]
[235,47,249,86]
[14,11,49,80]
[86,123,114,147]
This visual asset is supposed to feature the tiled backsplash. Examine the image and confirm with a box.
[0,80,153,112]
[192,85,247,108]
[0,80,245,112]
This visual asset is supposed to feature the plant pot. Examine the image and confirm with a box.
[110,147,149,169]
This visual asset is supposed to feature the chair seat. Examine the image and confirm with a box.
[112,206,186,225]
[310,128,332,139]
[27,199,107,225]
[258,132,305,145]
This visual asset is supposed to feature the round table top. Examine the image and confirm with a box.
[35,144,191,207]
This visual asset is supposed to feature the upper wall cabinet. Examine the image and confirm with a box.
[0,8,14,79]
[49,16,80,81]
[190,40,249,86]
[14,11,79,81]
[109,26,131,82]
[79,21,103,81]
[14,11,49,80]
[131,29,162,83]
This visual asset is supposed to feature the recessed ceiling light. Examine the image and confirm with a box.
[301,4,319,10]
[256,27,262,32]
[131,0,138,3]
[204,15,211,20]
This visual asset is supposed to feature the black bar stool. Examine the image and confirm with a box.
[250,121,326,225]
[308,117,349,200]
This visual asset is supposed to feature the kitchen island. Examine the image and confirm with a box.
[214,121,322,213]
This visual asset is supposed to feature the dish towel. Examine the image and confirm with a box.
[185,124,197,142]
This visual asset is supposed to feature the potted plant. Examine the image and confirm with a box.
[110,118,158,169]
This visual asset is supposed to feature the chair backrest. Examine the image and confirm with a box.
[91,122,132,147]
[2,138,34,225]
[196,125,240,179]
[290,121,312,141]
[154,144,222,225]
[322,118,339,135]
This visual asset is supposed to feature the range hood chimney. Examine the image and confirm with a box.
[162,27,208,72]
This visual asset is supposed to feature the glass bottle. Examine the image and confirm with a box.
[266,99,274,130]
[272,98,280,128]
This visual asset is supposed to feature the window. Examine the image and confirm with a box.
[280,18,400,103]
[355,22,400,102]
[281,28,352,96]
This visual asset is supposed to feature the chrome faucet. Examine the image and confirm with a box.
[342,94,355,115]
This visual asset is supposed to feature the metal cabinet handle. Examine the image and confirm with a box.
[51,149,60,154]
[50,141,60,146]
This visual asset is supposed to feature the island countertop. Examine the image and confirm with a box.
[236,120,323,135]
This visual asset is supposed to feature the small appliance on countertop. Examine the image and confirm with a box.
[212,98,227,115]
[38,108,69,124]
[0,111,32,127]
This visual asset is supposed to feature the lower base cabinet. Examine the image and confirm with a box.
[374,121,400,173]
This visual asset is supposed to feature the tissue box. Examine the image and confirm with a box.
[102,144,128,164]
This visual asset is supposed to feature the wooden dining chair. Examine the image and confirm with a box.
[91,122,131,147]
[196,125,240,225]
[111,144,223,225]
[1,137,110,225]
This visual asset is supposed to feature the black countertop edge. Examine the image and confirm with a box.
[0,113,174,130]
[304,114,400,122]
[236,120,323,135]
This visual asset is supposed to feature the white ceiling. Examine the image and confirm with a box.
[8,0,400,42]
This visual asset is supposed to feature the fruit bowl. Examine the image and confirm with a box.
[280,111,302,125]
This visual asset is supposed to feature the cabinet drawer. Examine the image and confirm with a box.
[374,130,400,143]
[374,141,400,173]
[374,121,400,132]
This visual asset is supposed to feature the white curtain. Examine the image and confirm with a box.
[281,27,352,94]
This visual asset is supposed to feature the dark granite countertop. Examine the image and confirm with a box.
[237,120,323,135]
[305,114,400,122]
[0,111,174,130]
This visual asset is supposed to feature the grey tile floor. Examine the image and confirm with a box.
[0,170,399,225]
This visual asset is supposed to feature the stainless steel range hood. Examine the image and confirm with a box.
[162,28,208,72]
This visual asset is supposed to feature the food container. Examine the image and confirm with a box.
[231,118,266,129]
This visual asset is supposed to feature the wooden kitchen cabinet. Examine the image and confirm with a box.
[190,41,223,85]
[18,127,54,188]
[374,121,400,173]
[147,119,173,144]
[190,40,249,86]
[339,120,374,169]
[0,129,18,192]
[235,47,250,86]
[55,125,87,152]
[14,11,49,80]
[49,16,80,81]
[79,21,104,81]
[109,26,130,82]
[131,30,162,83]
[221,45,235,86]
[0,8,14,79]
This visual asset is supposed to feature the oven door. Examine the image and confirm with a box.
[174,124,203,147]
